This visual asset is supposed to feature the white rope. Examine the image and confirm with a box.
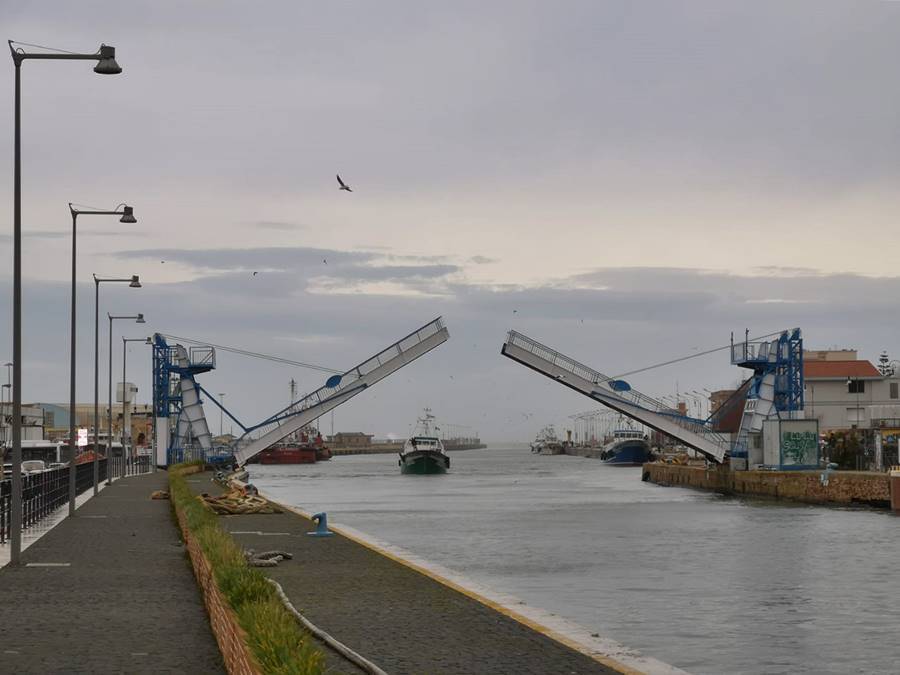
[267,578,388,675]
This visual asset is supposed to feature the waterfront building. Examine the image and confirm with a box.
[30,402,153,448]
[328,431,374,447]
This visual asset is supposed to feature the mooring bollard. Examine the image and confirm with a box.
[890,466,900,514]
[820,462,838,487]
[307,512,334,537]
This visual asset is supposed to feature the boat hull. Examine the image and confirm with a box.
[400,451,449,474]
[602,440,653,466]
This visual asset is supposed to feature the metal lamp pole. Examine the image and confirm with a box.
[67,206,138,514]
[122,337,151,475]
[93,275,141,494]
[107,314,145,484]
[8,40,122,565]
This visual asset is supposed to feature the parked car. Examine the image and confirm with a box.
[21,460,46,475]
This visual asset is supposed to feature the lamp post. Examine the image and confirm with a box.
[108,314,145,484]
[93,275,141,495]
[8,40,122,565]
[122,337,151,475]
[217,393,226,436]
[67,206,138,514]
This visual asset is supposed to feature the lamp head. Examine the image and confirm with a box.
[93,45,122,75]
[129,275,141,288]
[119,205,137,224]
[135,313,146,324]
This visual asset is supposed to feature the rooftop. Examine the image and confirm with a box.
[804,360,881,379]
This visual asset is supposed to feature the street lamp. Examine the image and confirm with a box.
[107,314,145,484]
[93,275,141,494]
[122,337,151,475]
[67,205,138,514]
[218,393,226,436]
[8,39,123,566]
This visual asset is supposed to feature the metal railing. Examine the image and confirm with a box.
[506,330,730,447]
[0,459,108,544]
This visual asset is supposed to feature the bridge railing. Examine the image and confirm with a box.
[506,330,730,447]
[239,318,447,445]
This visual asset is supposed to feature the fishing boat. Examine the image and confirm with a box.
[599,428,653,466]
[399,409,450,474]
[252,426,329,465]
[530,425,564,455]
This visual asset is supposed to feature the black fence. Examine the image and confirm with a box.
[0,459,108,544]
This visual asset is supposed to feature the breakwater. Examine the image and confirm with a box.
[643,462,892,508]
[331,440,486,456]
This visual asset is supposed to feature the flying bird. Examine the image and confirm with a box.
[336,174,352,192]
[323,259,328,265]
[252,271,258,277]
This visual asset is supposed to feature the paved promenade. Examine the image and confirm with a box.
[0,471,224,674]
[187,472,621,675]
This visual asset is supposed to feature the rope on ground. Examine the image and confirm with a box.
[199,485,282,515]
[267,578,388,675]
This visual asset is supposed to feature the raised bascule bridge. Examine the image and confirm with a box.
[501,327,804,466]
[151,317,449,467]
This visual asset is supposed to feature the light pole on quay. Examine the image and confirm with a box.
[94,275,141,494]
[67,204,138,515]
[8,39,123,565]
[107,314,145,484]
[122,337,151,474]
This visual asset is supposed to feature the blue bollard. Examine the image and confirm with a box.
[307,512,334,537]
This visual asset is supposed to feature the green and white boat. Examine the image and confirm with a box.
[399,409,450,475]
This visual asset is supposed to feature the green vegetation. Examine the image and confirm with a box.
[169,465,324,675]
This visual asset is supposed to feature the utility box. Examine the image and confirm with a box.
[762,419,819,469]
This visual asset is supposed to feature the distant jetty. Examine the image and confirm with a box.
[331,438,486,456]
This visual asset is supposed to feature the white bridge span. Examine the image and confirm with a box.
[232,317,449,467]
[501,330,730,463]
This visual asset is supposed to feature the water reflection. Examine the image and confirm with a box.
[249,446,899,675]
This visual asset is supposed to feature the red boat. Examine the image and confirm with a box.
[256,429,330,465]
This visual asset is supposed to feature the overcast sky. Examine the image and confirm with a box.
[2,1,899,441]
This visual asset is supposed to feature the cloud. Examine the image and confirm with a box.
[254,221,307,231]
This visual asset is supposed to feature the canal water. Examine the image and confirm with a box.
[248,446,899,675]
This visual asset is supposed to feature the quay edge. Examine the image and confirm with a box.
[643,462,893,509]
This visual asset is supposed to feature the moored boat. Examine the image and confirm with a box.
[599,429,653,466]
[530,425,564,455]
[399,409,450,474]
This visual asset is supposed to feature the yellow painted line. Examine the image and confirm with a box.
[274,500,643,675]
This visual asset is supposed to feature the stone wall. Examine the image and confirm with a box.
[643,462,891,508]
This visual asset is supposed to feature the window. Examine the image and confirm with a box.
[891,382,899,400]
[848,379,865,394]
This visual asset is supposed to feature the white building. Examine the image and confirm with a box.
[803,350,900,431]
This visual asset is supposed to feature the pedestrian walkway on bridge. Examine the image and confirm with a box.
[0,471,223,674]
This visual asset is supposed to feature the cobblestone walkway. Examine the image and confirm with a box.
[187,472,619,675]
[0,471,224,674]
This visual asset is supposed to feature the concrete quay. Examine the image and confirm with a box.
[644,461,893,508]
[185,472,637,675]
[0,471,224,674]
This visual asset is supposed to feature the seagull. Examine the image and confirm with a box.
[323,259,327,265]
[252,271,258,277]
[336,174,352,192]
[160,260,166,264]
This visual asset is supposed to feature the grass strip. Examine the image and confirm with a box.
[170,463,324,675]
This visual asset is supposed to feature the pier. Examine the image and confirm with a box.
[643,461,892,508]
[0,472,223,673]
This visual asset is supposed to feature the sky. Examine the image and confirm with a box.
[1,1,899,442]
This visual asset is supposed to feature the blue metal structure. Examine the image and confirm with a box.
[151,333,216,466]
[730,328,804,413]
[729,328,804,463]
